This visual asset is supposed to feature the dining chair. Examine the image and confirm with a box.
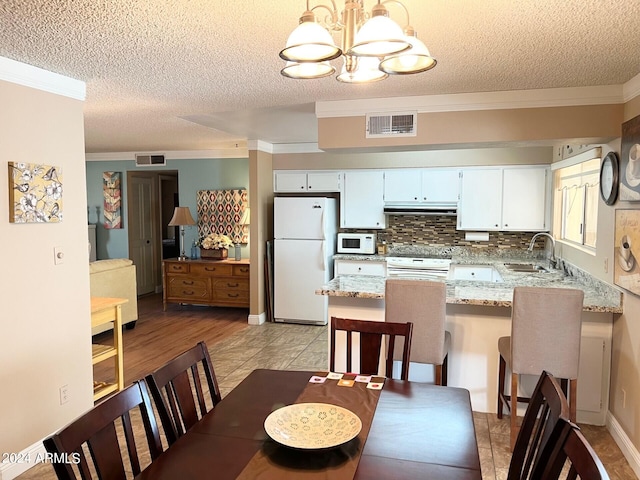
[385,278,449,385]
[43,380,163,480]
[506,370,570,480]
[534,418,611,480]
[498,286,584,449]
[145,341,221,445]
[330,316,413,380]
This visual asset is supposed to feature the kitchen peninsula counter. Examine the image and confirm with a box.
[319,250,620,423]
[318,260,622,313]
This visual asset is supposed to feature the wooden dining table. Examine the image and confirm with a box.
[136,369,482,480]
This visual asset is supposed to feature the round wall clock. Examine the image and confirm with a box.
[600,151,619,206]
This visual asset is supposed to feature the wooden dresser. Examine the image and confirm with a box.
[162,258,250,310]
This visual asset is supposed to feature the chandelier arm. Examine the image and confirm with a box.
[308,1,340,30]
[381,0,410,28]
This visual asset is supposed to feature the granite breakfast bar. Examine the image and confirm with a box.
[317,253,622,425]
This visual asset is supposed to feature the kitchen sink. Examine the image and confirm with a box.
[503,263,549,273]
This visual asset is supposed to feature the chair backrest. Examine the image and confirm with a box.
[43,380,162,480]
[534,419,610,480]
[145,341,221,445]
[511,287,584,378]
[330,316,413,380]
[385,279,446,364]
[508,370,570,480]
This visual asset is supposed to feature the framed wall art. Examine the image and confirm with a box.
[103,171,122,229]
[619,114,640,201]
[614,209,640,295]
[8,162,63,223]
[196,189,248,243]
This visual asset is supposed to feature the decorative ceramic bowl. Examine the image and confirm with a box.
[264,403,362,449]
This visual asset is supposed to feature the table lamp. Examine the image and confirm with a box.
[168,206,196,261]
[235,208,250,261]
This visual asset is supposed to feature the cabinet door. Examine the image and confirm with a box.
[422,169,460,203]
[274,172,307,192]
[384,170,422,202]
[307,172,341,192]
[502,167,548,231]
[335,260,386,276]
[342,171,386,229]
[458,169,502,230]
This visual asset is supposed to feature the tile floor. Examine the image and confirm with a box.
[17,320,637,480]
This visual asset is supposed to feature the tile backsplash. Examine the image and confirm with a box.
[342,215,537,250]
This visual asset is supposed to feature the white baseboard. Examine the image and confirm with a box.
[248,312,266,325]
[0,441,47,480]
[607,411,640,478]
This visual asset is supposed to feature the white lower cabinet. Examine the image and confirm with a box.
[341,171,386,229]
[335,260,386,276]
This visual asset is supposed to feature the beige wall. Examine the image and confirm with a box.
[248,149,273,321]
[0,80,93,463]
[318,104,623,150]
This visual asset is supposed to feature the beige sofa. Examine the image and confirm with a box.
[90,258,138,335]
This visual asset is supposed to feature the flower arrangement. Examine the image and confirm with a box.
[200,233,234,250]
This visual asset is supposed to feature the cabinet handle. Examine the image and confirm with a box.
[300,186,304,189]
[495,224,499,227]
[183,280,194,285]
[504,224,508,227]
[228,293,239,298]
[309,185,313,189]
[227,283,239,287]
[183,291,195,296]
[205,267,216,271]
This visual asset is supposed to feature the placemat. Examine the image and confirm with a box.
[236,373,384,480]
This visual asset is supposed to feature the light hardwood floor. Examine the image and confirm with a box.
[18,293,637,480]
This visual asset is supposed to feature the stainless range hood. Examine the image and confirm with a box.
[383,203,458,216]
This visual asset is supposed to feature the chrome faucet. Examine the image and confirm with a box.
[528,233,557,268]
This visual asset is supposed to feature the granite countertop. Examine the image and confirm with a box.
[320,250,623,314]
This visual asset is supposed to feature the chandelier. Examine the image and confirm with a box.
[279,0,436,83]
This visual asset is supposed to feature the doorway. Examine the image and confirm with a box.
[127,170,178,295]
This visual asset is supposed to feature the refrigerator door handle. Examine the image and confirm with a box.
[322,241,326,270]
[319,205,326,240]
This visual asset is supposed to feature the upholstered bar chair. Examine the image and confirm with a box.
[385,279,450,385]
[497,286,584,449]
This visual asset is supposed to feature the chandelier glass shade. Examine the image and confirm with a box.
[279,1,436,83]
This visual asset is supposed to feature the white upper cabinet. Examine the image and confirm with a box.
[458,166,549,231]
[384,169,459,203]
[274,171,341,193]
[341,171,386,229]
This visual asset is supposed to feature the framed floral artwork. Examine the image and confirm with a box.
[8,162,63,223]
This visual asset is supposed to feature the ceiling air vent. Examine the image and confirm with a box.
[135,154,166,166]
[366,112,417,138]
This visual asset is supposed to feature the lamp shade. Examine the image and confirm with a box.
[240,208,250,225]
[337,56,387,83]
[348,15,409,57]
[279,20,341,62]
[281,60,335,79]
[379,34,437,75]
[168,206,196,226]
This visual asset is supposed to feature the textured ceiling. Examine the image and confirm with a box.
[2,0,640,153]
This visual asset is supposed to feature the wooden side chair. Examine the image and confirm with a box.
[498,286,584,449]
[145,341,221,445]
[507,370,570,480]
[43,380,162,480]
[534,419,610,480]
[330,316,413,380]
[385,279,450,385]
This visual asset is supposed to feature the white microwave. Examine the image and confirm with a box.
[337,233,377,255]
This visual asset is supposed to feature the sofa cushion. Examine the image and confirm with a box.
[90,258,133,274]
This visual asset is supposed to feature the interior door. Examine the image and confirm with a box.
[128,174,156,295]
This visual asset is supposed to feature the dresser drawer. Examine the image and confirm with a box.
[212,278,249,291]
[212,289,249,304]
[167,277,210,300]
[191,263,233,276]
[233,265,250,277]
[166,262,189,273]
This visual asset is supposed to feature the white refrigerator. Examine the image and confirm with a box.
[274,197,337,325]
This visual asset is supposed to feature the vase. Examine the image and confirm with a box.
[201,248,228,260]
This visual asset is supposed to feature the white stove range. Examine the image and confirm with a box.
[385,257,452,279]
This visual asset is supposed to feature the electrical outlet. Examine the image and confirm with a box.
[604,257,609,273]
[622,388,627,409]
[59,385,69,404]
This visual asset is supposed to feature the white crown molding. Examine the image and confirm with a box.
[272,143,322,154]
[247,140,274,154]
[0,56,85,100]
[316,85,624,118]
[623,72,640,103]
[85,148,248,162]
